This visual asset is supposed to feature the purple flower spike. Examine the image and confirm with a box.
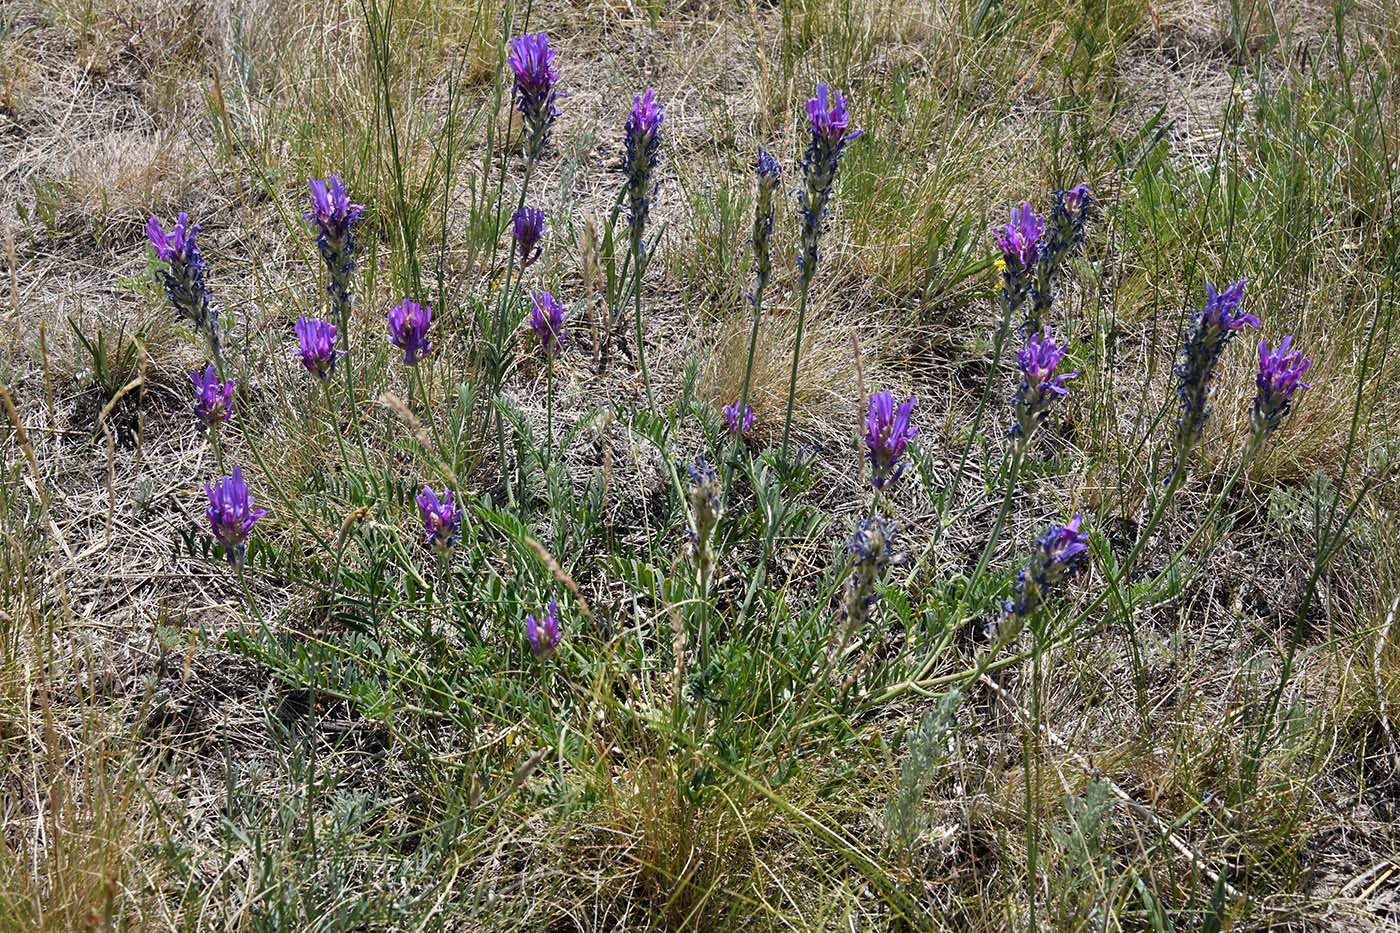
[304,176,364,327]
[191,364,235,430]
[995,203,1045,269]
[295,315,343,380]
[865,390,917,490]
[622,88,664,252]
[508,32,561,159]
[1003,514,1090,626]
[147,212,218,349]
[529,290,567,355]
[1011,329,1077,441]
[1173,278,1257,467]
[806,83,863,147]
[723,401,755,437]
[416,485,463,550]
[798,83,861,279]
[1251,335,1311,442]
[512,206,546,268]
[842,517,897,631]
[205,466,267,565]
[994,203,1046,319]
[387,299,433,365]
[305,176,364,232]
[750,147,781,302]
[1026,184,1097,331]
[526,598,562,659]
[147,213,194,264]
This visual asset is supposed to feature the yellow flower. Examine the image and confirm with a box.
[993,258,1007,275]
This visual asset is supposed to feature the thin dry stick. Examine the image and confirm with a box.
[850,327,869,487]
[1374,593,1400,773]
[525,536,597,626]
[377,392,458,488]
[38,322,55,431]
[978,672,1243,902]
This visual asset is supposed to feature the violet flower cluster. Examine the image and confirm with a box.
[1172,279,1259,469]
[148,212,219,354]
[507,33,561,160]
[724,401,755,437]
[416,485,462,550]
[526,598,562,659]
[529,290,567,355]
[994,204,1044,319]
[305,176,365,329]
[865,390,917,490]
[387,299,433,366]
[750,147,781,302]
[686,456,722,578]
[1027,184,1096,329]
[1251,335,1311,444]
[797,84,862,281]
[1011,328,1077,443]
[841,517,897,633]
[622,88,664,255]
[295,315,343,380]
[513,206,546,269]
[205,466,266,566]
[191,364,235,430]
[1001,514,1090,631]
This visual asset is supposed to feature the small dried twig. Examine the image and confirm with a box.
[377,392,458,487]
[525,536,597,626]
[1374,593,1400,773]
[851,326,869,486]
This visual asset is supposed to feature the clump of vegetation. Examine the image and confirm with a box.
[2,0,1398,928]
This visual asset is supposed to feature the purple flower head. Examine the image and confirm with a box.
[147,212,218,347]
[529,290,567,355]
[798,83,861,279]
[508,33,561,159]
[842,516,898,630]
[526,598,562,659]
[750,147,782,302]
[757,146,782,188]
[995,203,1045,271]
[294,315,343,380]
[1173,278,1257,465]
[622,89,664,250]
[304,176,365,232]
[304,176,364,323]
[387,298,433,365]
[1251,335,1311,441]
[806,83,863,147]
[864,390,918,489]
[723,401,755,437]
[416,485,463,550]
[512,206,546,268]
[1011,329,1078,441]
[147,212,196,264]
[204,466,267,565]
[686,456,722,570]
[1003,514,1090,625]
[1026,183,1097,332]
[191,364,235,430]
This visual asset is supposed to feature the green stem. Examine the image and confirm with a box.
[632,238,657,419]
[723,282,767,498]
[779,275,813,462]
[545,354,554,467]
